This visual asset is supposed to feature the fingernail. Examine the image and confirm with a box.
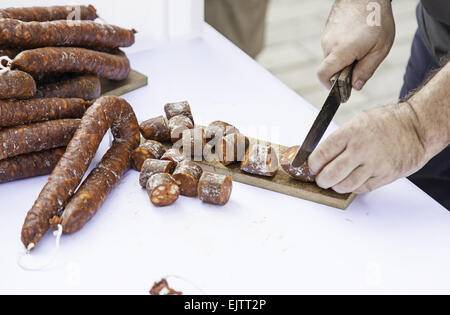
[354,80,365,90]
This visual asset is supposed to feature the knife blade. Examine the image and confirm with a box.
[291,63,355,168]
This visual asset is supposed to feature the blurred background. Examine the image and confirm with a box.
[253,0,417,125]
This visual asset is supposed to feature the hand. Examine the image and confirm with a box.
[308,103,430,194]
[318,0,395,90]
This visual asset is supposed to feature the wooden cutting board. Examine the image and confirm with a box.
[101,70,148,97]
[160,137,357,210]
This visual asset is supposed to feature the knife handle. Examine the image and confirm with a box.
[331,62,356,103]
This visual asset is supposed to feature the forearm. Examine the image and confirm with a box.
[407,61,450,160]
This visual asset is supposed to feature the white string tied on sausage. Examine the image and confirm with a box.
[0,56,13,74]
[17,224,63,272]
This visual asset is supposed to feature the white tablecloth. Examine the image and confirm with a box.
[0,26,448,295]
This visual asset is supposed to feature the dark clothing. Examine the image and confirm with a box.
[417,0,450,62]
[400,29,450,210]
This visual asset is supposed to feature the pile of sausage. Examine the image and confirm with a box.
[133,102,234,207]
[137,101,316,189]
[0,4,136,184]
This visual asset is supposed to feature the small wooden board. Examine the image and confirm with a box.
[158,137,357,210]
[101,70,148,97]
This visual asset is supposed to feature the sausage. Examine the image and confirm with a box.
[131,140,167,172]
[161,148,185,166]
[21,96,140,248]
[0,70,36,100]
[198,172,233,206]
[205,121,240,145]
[216,133,250,166]
[0,98,90,128]
[150,279,182,295]
[280,146,316,183]
[164,101,194,124]
[0,148,65,184]
[182,127,206,160]
[0,48,21,66]
[172,160,203,197]
[0,5,98,21]
[168,115,194,144]
[0,119,79,160]
[12,48,130,81]
[0,19,135,50]
[36,75,101,100]
[146,173,180,207]
[139,159,176,188]
[240,144,279,177]
[139,116,171,142]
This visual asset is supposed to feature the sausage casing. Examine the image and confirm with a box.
[0,70,36,100]
[131,140,167,171]
[139,116,171,142]
[168,115,194,144]
[280,146,315,183]
[21,96,140,248]
[198,172,233,206]
[0,119,79,160]
[12,47,131,81]
[0,148,65,184]
[216,133,250,166]
[0,19,135,50]
[182,127,206,160]
[161,148,186,166]
[165,101,194,124]
[205,121,239,146]
[172,160,203,197]
[139,159,176,188]
[0,5,98,22]
[240,144,279,177]
[36,75,101,100]
[0,98,90,128]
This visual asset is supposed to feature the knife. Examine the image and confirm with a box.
[291,62,356,168]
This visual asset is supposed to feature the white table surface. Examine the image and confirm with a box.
[1,26,448,295]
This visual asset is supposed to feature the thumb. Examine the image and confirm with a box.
[317,51,356,90]
[351,50,386,90]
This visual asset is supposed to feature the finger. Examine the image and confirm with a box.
[308,131,348,175]
[315,151,360,190]
[332,165,372,194]
[351,50,387,90]
[353,177,385,195]
[317,51,356,89]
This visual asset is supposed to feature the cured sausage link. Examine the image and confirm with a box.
[12,47,130,81]
[0,148,66,184]
[0,119,79,160]
[0,19,135,50]
[0,70,37,100]
[36,75,101,100]
[0,5,98,21]
[0,98,90,128]
[21,96,140,249]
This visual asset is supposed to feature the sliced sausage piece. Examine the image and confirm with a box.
[0,19,135,50]
[280,146,316,183]
[164,101,194,124]
[205,121,240,146]
[12,48,131,81]
[21,96,140,249]
[172,160,203,197]
[182,127,206,160]
[198,172,233,206]
[0,70,36,100]
[240,143,279,177]
[0,5,98,21]
[161,148,185,166]
[36,75,101,100]
[131,140,166,171]
[0,98,90,128]
[139,116,171,142]
[147,173,180,207]
[0,148,65,184]
[216,133,250,166]
[139,159,176,188]
[0,119,79,160]
[168,115,194,144]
